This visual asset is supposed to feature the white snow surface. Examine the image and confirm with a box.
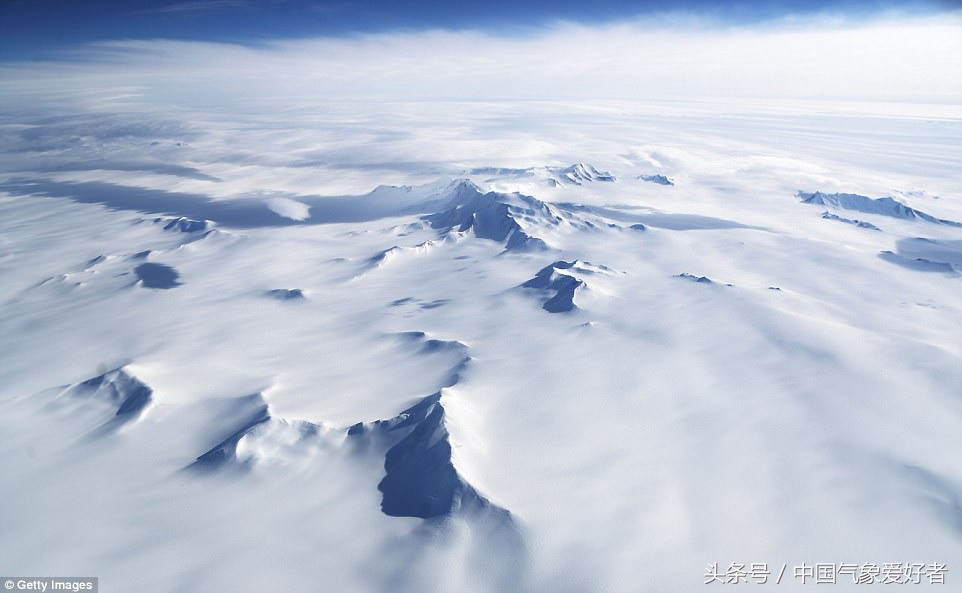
[1,97,961,593]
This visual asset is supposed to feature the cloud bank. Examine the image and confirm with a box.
[1,14,960,112]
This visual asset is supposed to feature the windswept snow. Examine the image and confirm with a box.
[878,251,959,275]
[1,98,961,593]
[189,393,272,470]
[894,237,962,267]
[62,367,154,430]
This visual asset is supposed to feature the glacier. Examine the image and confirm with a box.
[0,96,960,593]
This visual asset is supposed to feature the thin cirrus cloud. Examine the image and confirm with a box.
[0,1,957,58]
[134,0,253,14]
[0,14,960,111]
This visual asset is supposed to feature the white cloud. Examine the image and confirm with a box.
[1,14,960,112]
[267,196,311,220]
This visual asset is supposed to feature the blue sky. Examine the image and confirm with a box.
[1,0,957,58]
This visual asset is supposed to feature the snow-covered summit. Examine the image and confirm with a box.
[549,162,616,185]
[424,180,561,251]
[469,162,616,187]
[798,191,962,226]
[159,216,212,233]
[521,260,615,312]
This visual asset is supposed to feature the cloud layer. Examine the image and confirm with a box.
[1,14,960,112]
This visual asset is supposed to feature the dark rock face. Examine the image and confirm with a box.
[821,211,880,230]
[522,260,585,313]
[162,217,209,233]
[266,288,305,300]
[375,395,469,518]
[675,272,713,284]
[134,262,181,289]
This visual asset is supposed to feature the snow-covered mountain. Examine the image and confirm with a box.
[1,100,960,593]
[424,180,559,251]
[798,190,962,226]
[471,162,616,188]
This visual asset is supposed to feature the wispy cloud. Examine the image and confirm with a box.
[135,0,251,15]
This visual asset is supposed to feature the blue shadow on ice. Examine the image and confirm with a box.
[0,179,439,228]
